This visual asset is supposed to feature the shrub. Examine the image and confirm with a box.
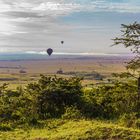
[82,81,138,119]
[62,106,82,120]
[0,123,12,131]
[25,75,83,119]
[119,113,137,128]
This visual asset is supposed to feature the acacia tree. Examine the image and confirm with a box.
[113,22,140,95]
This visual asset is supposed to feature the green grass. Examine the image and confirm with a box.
[1,119,140,140]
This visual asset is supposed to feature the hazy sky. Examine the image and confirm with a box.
[0,0,140,54]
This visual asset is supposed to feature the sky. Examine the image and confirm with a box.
[0,0,140,54]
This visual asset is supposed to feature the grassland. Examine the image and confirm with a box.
[0,56,134,140]
[0,56,128,89]
[0,56,127,74]
[1,119,140,140]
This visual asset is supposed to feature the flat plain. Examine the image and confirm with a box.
[0,55,130,89]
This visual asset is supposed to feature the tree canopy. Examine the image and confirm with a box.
[113,22,140,94]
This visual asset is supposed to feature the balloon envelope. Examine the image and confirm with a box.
[61,41,64,44]
[47,48,53,56]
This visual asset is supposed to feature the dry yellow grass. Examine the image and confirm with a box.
[0,56,128,89]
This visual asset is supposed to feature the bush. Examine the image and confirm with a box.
[0,123,12,131]
[0,75,139,128]
[118,113,140,129]
[62,106,82,120]
[25,75,83,119]
[82,81,138,119]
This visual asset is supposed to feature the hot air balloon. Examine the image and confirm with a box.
[61,41,64,44]
[47,48,53,56]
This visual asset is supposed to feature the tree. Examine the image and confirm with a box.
[25,75,83,119]
[113,22,140,95]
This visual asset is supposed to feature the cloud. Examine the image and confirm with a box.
[3,11,43,18]
[1,0,140,16]
[93,2,140,13]
[0,0,80,37]
[69,0,140,13]
[32,2,80,11]
[0,0,139,53]
[0,0,80,16]
[25,50,122,56]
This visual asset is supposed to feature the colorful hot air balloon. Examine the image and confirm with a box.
[47,48,53,56]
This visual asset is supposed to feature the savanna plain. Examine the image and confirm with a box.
[0,55,139,140]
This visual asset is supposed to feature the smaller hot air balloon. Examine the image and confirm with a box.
[61,41,64,44]
[47,48,53,56]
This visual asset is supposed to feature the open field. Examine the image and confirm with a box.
[1,119,140,140]
[0,55,130,89]
[0,56,128,74]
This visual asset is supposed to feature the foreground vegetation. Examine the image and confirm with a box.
[0,74,139,139]
[1,119,140,140]
[0,75,138,122]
